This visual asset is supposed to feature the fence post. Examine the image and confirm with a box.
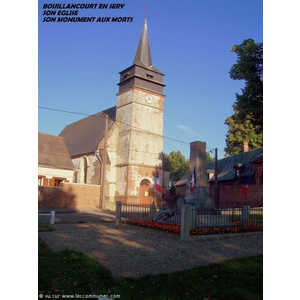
[149,202,156,221]
[115,201,122,227]
[180,205,191,241]
[241,205,250,227]
[50,211,55,225]
[190,206,196,230]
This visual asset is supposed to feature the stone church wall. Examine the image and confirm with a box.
[104,122,119,202]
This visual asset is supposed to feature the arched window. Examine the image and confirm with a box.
[79,156,89,184]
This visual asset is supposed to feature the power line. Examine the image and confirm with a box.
[38,106,224,152]
[38,106,97,118]
[38,105,189,145]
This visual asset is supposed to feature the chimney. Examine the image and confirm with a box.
[243,140,249,152]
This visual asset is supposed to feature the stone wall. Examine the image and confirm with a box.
[38,182,101,209]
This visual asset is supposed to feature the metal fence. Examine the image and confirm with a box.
[121,203,181,225]
[120,203,263,234]
[190,206,263,231]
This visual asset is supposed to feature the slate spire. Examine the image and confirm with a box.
[118,17,165,95]
[133,18,152,68]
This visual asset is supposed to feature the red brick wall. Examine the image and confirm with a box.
[254,161,263,184]
[38,183,101,209]
[176,182,263,208]
[210,183,263,208]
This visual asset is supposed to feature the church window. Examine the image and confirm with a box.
[79,156,89,184]
[146,73,153,79]
[122,73,130,81]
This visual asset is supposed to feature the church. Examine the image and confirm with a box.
[59,18,170,207]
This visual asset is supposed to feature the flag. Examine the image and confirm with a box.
[242,175,248,196]
[190,167,196,195]
[155,174,163,193]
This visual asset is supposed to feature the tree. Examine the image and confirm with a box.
[206,151,214,162]
[225,39,263,156]
[225,114,263,155]
[164,151,189,188]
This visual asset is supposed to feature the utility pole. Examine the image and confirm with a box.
[215,148,219,208]
[100,115,108,209]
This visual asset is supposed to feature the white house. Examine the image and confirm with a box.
[38,132,74,186]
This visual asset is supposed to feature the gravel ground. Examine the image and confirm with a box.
[39,222,263,279]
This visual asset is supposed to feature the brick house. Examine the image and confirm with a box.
[175,147,263,208]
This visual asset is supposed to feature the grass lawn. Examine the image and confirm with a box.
[38,224,55,232]
[230,214,263,224]
[38,237,263,300]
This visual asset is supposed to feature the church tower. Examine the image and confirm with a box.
[115,18,165,204]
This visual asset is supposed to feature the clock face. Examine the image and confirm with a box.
[145,94,153,104]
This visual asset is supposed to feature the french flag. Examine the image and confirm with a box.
[155,174,163,193]
[242,175,248,196]
[190,167,196,195]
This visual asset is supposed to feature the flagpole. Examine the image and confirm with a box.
[193,185,195,206]
[192,165,195,206]
[214,148,219,209]
[192,166,195,206]
[243,168,247,206]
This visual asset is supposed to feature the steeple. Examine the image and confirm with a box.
[133,18,152,68]
[115,14,166,204]
[117,17,165,95]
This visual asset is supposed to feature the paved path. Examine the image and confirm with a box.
[39,222,263,279]
[38,209,115,224]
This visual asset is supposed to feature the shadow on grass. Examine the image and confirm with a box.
[38,224,55,232]
[38,238,115,295]
[38,238,263,300]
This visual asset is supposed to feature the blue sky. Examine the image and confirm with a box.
[38,0,263,159]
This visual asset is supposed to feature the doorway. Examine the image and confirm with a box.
[140,179,151,205]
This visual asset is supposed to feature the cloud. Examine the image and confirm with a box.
[176,125,203,138]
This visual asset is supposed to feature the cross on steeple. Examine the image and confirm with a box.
[143,0,149,22]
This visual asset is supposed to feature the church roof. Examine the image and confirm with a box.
[59,106,116,157]
[38,132,74,170]
[133,18,163,74]
[134,19,152,67]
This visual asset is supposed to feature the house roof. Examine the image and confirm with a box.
[174,171,190,186]
[175,147,263,186]
[251,152,263,163]
[206,147,263,182]
[59,106,116,157]
[38,132,74,170]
